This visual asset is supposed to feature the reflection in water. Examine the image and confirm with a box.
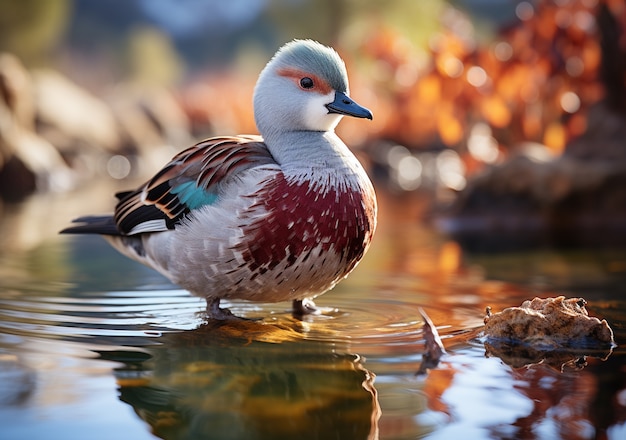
[509,362,611,439]
[418,345,625,440]
[1,190,626,439]
[106,320,380,440]
[484,339,614,371]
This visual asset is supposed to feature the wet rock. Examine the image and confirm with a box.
[484,296,614,347]
[483,296,615,370]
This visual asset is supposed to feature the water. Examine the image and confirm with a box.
[1,188,626,439]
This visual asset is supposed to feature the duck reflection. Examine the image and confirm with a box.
[104,319,380,440]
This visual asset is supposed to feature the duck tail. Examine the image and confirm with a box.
[60,215,122,236]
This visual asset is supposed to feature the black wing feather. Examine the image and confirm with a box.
[60,215,121,235]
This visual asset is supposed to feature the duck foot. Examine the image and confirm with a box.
[205,298,238,320]
[292,298,321,317]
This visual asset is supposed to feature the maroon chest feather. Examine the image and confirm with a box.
[241,175,375,277]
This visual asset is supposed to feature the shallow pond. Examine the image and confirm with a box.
[1,187,625,439]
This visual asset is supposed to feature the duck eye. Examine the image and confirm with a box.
[299,77,314,89]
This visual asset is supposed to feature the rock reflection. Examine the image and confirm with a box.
[484,340,614,372]
[108,319,381,440]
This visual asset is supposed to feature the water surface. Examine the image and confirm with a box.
[1,189,625,439]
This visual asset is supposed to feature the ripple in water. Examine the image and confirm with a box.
[0,289,207,353]
[0,281,452,369]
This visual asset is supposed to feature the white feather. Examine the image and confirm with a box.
[305,90,343,132]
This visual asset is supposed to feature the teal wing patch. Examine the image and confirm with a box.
[113,136,276,235]
[170,181,218,209]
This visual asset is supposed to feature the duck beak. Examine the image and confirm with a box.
[326,91,373,120]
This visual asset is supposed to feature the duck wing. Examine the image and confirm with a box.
[62,135,276,236]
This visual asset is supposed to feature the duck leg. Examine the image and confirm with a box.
[292,298,321,317]
[205,297,236,320]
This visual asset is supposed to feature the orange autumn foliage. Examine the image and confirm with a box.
[436,103,464,146]
[480,95,511,128]
[356,0,613,156]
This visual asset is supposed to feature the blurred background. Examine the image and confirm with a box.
[3,3,626,439]
[1,0,625,250]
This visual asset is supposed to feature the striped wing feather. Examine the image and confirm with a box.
[114,135,275,235]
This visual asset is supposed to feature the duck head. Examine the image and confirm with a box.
[253,39,372,138]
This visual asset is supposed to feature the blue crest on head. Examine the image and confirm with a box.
[273,39,349,93]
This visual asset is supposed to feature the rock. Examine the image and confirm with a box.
[0,53,76,199]
[437,142,626,250]
[32,69,122,155]
[484,296,614,348]
[565,102,626,163]
[483,296,614,370]
[0,54,195,198]
[106,83,191,174]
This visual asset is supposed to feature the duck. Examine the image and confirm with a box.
[61,39,377,319]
